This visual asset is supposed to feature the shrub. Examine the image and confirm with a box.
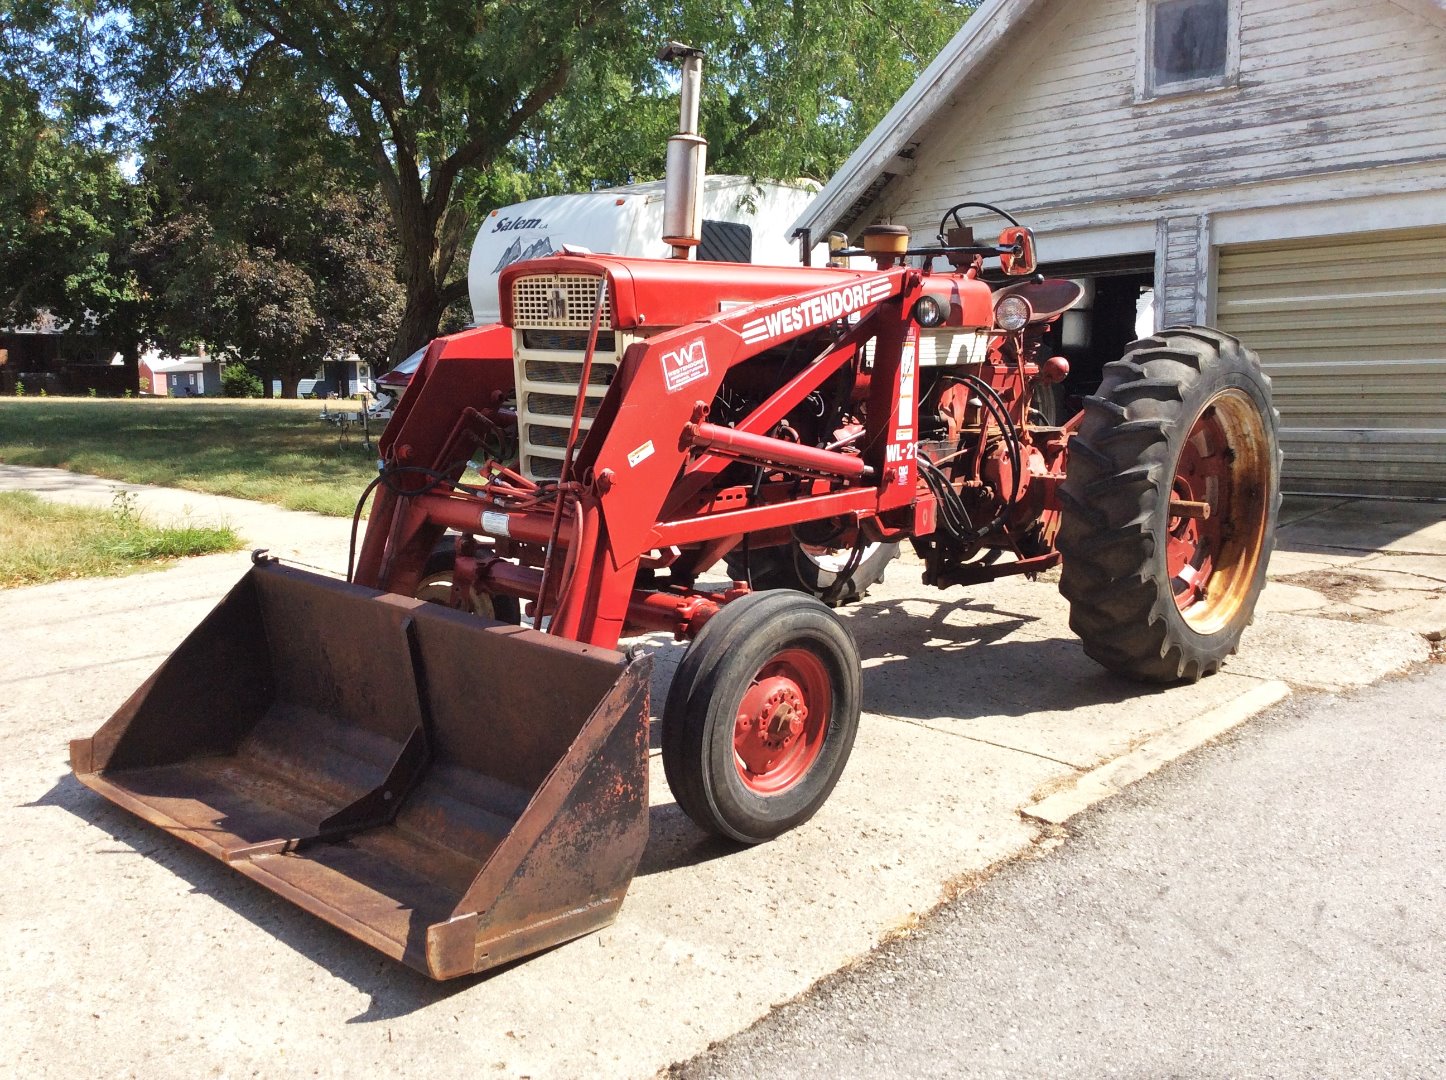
[220,364,265,398]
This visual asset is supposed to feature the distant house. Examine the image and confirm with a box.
[139,349,223,397]
[793,0,1446,498]
[0,315,124,395]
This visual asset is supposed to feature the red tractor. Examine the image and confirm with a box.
[71,48,1279,980]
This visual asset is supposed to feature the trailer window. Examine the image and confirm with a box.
[699,220,752,263]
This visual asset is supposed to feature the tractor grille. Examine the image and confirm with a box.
[524,359,616,386]
[511,274,613,330]
[511,273,621,480]
[525,392,604,419]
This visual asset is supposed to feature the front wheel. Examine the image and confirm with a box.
[661,591,862,843]
[1057,327,1281,683]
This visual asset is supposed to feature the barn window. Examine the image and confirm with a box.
[1140,0,1238,99]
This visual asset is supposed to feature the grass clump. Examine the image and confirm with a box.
[0,491,242,588]
[0,397,379,517]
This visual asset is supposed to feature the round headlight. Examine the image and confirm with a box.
[995,294,1032,332]
[913,295,946,328]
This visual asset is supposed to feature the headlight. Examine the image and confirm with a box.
[913,295,946,328]
[995,294,1032,332]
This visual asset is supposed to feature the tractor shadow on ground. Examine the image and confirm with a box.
[627,588,1163,880]
[839,594,1153,724]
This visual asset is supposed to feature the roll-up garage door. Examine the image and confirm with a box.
[1214,226,1446,499]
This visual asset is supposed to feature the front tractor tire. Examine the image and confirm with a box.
[661,591,862,844]
[1057,327,1281,683]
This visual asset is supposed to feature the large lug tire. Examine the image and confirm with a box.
[414,544,522,624]
[724,540,899,607]
[1057,326,1282,683]
[661,591,863,844]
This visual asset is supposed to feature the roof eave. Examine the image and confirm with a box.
[790,0,1050,240]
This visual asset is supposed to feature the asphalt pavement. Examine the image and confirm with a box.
[671,662,1446,1079]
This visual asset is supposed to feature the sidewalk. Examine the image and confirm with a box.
[0,463,1440,1079]
[0,463,357,576]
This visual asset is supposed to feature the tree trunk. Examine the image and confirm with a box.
[279,374,301,399]
[118,340,141,397]
[392,282,445,366]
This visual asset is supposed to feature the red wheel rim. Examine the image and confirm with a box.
[733,647,831,794]
[1165,389,1271,635]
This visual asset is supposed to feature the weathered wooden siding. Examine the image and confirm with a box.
[871,0,1446,235]
[1215,226,1446,498]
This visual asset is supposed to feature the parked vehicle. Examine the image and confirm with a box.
[72,43,1280,982]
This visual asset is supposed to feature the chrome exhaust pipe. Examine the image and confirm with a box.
[659,42,706,260]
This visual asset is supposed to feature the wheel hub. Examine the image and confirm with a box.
[732,651,831,794]
[1165,391,1271,635]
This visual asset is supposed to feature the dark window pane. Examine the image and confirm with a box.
[1153,0,1227,86]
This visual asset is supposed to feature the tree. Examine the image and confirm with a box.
[0,70,150,385]
[101,0,977,363]
[140,190,403,398]
[132,50,403,398]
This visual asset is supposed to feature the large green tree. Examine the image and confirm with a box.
[0,18,149,385]
[107,0,975,363]
[138,65,404,398]
[15,0,976,367]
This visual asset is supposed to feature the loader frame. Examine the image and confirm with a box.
[356,251,1066,652]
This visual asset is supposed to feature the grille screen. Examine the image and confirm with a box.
[526,392,603,418]
[524,359,616,387]
[526,425,574,449]
[512,275,613,330]
[527,456,564,480]
[522,329,617,352]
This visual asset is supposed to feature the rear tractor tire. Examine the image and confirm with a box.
[1057,327,1281,683]
[414,543,522,625]
[725,539,899,607]
[661,591,862,844]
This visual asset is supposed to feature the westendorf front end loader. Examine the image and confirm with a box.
[72,46,1280,980]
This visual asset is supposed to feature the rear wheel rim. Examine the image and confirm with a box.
[415,571,499,620]
[1165,389,1271,636]
[733,647,831,794]
[799,541,881,576]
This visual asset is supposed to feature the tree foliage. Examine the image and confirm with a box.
[0,71,147,366]
[102,0,977,359]
[10,0,978,368]
[125,45,403,398]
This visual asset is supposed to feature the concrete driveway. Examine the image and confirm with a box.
[1,465,1440,1078]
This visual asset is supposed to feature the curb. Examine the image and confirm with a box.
[1020,679,1293,826]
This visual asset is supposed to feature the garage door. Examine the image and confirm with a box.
[1214,226,1446,499]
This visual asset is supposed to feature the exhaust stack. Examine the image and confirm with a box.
[659,42,706,259]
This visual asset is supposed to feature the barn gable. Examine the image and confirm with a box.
[798,0,1446,498]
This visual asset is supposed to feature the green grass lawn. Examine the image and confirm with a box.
[0,490,241,588]
[0,397,380,516]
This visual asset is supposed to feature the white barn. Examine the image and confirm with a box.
[793,0,1446,498]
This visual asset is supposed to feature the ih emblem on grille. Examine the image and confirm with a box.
[547,286,568,321]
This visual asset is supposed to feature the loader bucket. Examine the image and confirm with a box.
[70,560,652,980]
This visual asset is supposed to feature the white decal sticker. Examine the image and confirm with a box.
[481,510,511,538]
[628,440,656,468]
[739,279,893,347]
[662,340,710,392]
